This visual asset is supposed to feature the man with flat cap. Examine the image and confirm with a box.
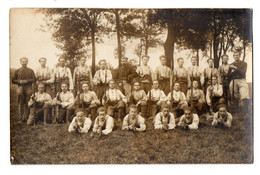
[12,57,36,123]
[212,104,233,128]
[177,106,199,130]
[35,57,54,97]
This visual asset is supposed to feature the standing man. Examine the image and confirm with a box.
[27,83,52,125]
[73,57,93,92]
[218,54,230,101]
[102,80,127,122]
[202,58,219,93]
[35,57,54,97]
[136,55,154,94]
[173,57,190,95]
[154,55,171,95]
[93,59,113,100]
[12,57,36,123]
[54,58,73,92]
[229,49,250,113]
[188,56,204,88]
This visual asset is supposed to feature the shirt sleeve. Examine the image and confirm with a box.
[154,113,163,129]
[118,89,127,103]
[102,116,114,135]
[168,113,176,129]
[67,68,74,90]
[212,112,219,126]
[177,115,185,127]
[188,114,199,130]
[122,115,129,130]
[213,85,223,97]
[137,115,146,131]
[92,117,99,133]
[206,86,211,106]
[68,117,77,133]
[224,112,233,128]
[107,70,113,83]
[79,118,92,133]
[198,90,206,103]
[158,90,167,103]
[92,92,101,105]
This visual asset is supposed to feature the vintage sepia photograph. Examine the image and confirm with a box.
[10,8,253,164]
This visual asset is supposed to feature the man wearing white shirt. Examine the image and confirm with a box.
[122,105,146,132]
[147,80,167,119]
[68,110,92,133]
[188,56,204,88]
[93,107,114,135]
[212,104,232,128]
[154,104,176,130]
[27,83,52,125]
[178,106,199,130]
[93,59,113,100]
[206,76,225,113]
[54,58,74,91]
[166,82,188,117]
[53,83,74,123]
[103,80,127,122]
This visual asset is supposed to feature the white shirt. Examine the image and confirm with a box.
[93,115,114,135]
[28,92,52,107]
[122,114,146,131]
[93,69,112,84]
[68,116,92,133]
[103,88,127,104]
[147,89,166,103]
[167,90,187,105]
[206,84,223,106]
[178,114,199,130]
[55,66,73,90]
[54,91,74,107]
[35,66,54,84]
[154,112,176,130]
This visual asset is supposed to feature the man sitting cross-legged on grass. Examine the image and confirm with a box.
[73,82,100,121]
[102,79,127,122]
[53,82,74,123]
[93,107,115,135]
[68,110,92,133]
[27,83,52,125]
[122,105,146,132]
[212,104,233,128]
[178,106,199,130]
[154,103,176,130]
[128,81,147,118]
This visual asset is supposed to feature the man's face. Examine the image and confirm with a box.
[61,84,68,92]
[100,61,106,69]
[193,81,199,88]
[133,82,140,90]
[212,78,217,85]
[121,58,127,65]
[178,59,184,67]
[39,59,46,67]
[99,111,106,122]
[142,57,149,65]
[38,85,45,93]
[208,60,214,67]
[184,110,192,119]
[77,112,84,122]
[191,57,197,66]
[174,83,180,91]
[222,56,229,64]
[129,108,137,118]
[160,57,166,66]
[109,81,115,89]
[162,108,169,116]
[59,59,66,67]
[82,84,89,92]
[153,81,159,89]
[80,58,86,66]
[219,107,227,115]
[20,59,28,67]
[233,52,241,61]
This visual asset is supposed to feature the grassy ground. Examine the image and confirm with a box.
[10,83,253,164]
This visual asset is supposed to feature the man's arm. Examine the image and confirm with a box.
[79,118,92,133]
[154,113,163,129]
[168,113,176,130]
[188,114,199,130]
[102,116,114,135]
[136,115,146,131]
[122,115,129,130]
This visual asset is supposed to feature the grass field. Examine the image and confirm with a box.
[10,83,253,164]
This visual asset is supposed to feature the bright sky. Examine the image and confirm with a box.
[10,8,252,82]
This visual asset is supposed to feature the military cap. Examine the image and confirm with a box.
[183,106,193,112]
[217,103,227,110]
[38,57,47,62]
[207,58,214,63]
[161,103,170,110]
[20,57,28,61]
[142,55,150,59]
[97,106,106,113]
[98,59,107,65]
[177,57,184,62]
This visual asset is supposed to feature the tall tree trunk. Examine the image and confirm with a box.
[210,41,212,58]
[196,48,199,66]
[243,39,246,62]
[213,11,220,68]
[91,30,96,75]
[164,10,175,69]
[115,10,122,67]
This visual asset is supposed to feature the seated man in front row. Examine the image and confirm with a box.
[68,110,92,133]
[93,107,115,135]
[73,82,100,121]
[27,83,52,125]
[212,104,232,128]
[154,103,176,130]
[103,79,127,122]
[122,105,146,132]
[177,106,199,130]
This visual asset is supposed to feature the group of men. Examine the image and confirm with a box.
[12,49,250,134]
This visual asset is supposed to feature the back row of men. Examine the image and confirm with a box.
[12,49,249,126]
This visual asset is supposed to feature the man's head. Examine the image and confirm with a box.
[98,107,106,122]
[39,57,47,67]
[58,58,66,67]
[183,106,193,119]
[129,59,137,66]
[221,54,229,64]
[20,57,28,67]
[191,56,197,66]
[142,55,150,65]
[61,83,68,92]
[152,80,159,89]
[133,81,141,90]
[121,57,128,65]
[108,79,115,89]
[159,55,167,66]
[233,50,241,61]
[79,57,86,66]
[193,80,199,89]
[174,82,181,91]
[37,82,45,93]
[212,76,217,85]
[161,104,170,116]
[177,57,184,67]
[129,105,138,119]
[207,58,214,67]
[217,104,227,115]
[99,59,107,70]
[82,82,89,92]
